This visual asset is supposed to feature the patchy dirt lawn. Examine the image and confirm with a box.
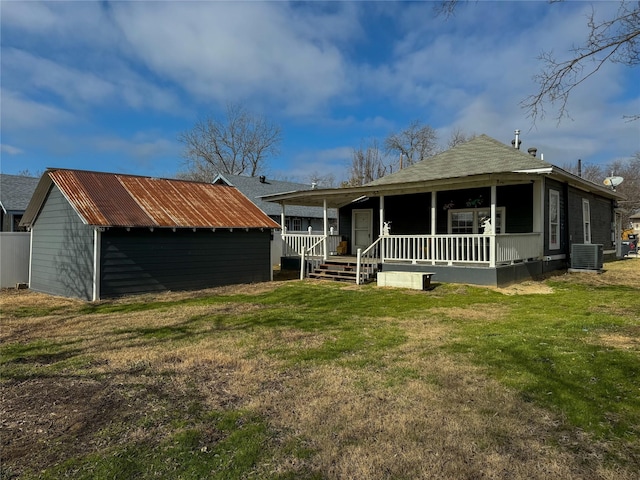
[1,258,638,479]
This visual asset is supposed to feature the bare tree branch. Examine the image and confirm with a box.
[437,1,640,124]
[522,1,640,124]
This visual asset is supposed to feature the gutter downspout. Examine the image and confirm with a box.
[28,227,33,288]
[92,227,102,301]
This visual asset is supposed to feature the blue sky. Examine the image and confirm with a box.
[1,1,638,184]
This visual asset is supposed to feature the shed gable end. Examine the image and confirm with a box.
[30,186,95,300]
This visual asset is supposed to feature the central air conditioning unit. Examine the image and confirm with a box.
[570,244,603,270]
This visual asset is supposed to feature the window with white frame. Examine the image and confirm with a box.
[582,199,591,243]
[448,208,504,234]
[549,189,560,249]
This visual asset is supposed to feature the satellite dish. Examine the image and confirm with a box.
[603,176,624,188]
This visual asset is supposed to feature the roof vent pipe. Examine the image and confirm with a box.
[527,147,537,157]
[578,159,582,177]
[259,175,266,183]
[511,129,521,150]
[311,182,317,189]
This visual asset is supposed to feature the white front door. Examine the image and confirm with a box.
[352,209,373,252]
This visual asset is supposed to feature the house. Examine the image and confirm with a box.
[630,211,640,234]
[212,173,337,232]
[20,169,279,301]
[213,173,340,268]
[0,174,39,231]
[263,133,623,287]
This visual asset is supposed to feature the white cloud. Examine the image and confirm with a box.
[281,146,353,182]
[1,144,24,155]
[109,2,355,115]
[92,132,181,161]
[0,89,76,130]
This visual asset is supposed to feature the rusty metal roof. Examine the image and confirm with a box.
[21,169,280,229]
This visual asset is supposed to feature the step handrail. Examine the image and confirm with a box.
[356,237,382,285]
[300,235,327,280]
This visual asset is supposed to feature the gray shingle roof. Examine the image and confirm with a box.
[366,134,552,187]
[0,174,40,213]
[214,174,336,219]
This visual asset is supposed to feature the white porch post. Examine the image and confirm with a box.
[431,191,437,266]
[431,191,437,234]
[323,198,328,261]
[280,203,286,233]
[490,185,497,267]
[379,195,385,262]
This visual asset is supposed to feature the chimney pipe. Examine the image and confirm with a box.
[259,175,266,183]
[511,129,521,150]
[577,159,582,178]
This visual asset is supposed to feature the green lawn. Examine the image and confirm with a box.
[1,259,639,479]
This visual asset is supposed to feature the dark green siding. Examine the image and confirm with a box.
[566,186,615,250]
[30,186,95,300]
[498,184,533,233]
[100,229,272,298]
[385,193,431,234]
[436,187,490,233]
[338,197,379,255]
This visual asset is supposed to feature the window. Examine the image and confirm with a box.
[549,190,559,249]
[448,208,504,234]
[450,211,474,234]
[582,199,591,243]
[291,218,302,232]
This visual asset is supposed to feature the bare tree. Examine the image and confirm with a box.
[561,159,604,184]
[523,1,640,123]
[178,103,282,182]
[384,120,439,168]
[437,1,640,123]
[562,154,640,228]
[609,153,640,227]
[344,139,389,186]
[447,127,477,149]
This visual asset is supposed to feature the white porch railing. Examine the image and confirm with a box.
[290,232,543,282]
[495,233,542,264]
[356,237,382,285]
[381,233,542,266]
[282,232,341,257]
[300,236,326,280]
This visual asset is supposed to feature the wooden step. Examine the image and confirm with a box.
[307,261,378,284]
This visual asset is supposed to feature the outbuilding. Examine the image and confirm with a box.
[20,169,280,301]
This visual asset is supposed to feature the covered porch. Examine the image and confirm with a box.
[271,175,547,286]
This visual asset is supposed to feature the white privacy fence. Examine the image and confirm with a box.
[0,232,30,288]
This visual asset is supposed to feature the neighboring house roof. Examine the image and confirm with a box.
[0,173,39,213]
[21,169,280,229]
[630,211,640,220]
[213,173,337,219]
[262,134,622,208]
